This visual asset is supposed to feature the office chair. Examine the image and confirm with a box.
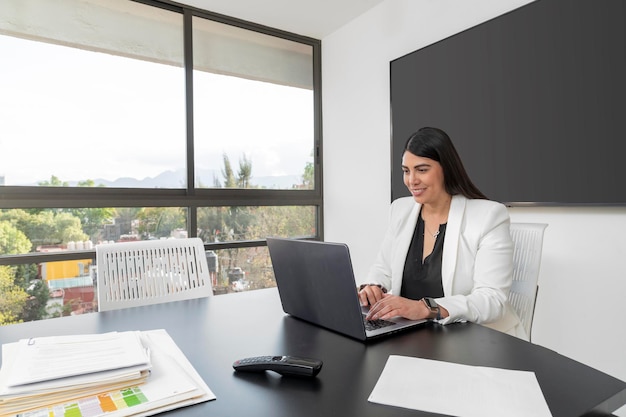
[508,223,548,342]
[96,237,213,312]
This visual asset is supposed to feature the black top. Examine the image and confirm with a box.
[401,211,446,300]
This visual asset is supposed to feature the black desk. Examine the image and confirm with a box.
[1,288,624,416]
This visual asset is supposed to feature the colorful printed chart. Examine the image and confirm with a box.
[19,387,148,417]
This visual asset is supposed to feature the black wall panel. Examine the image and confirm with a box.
[391,0,626,205]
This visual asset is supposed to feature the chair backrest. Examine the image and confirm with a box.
[96,237,213,312]
[508,223,548,341]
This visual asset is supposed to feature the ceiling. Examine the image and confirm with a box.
[173,0,386,39]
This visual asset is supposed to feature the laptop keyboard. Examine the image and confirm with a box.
[363,315,395,331]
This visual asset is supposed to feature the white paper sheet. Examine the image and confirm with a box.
[368,355,553,417]
[4,332,150,386]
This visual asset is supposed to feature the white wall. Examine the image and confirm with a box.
[322,1,626,414]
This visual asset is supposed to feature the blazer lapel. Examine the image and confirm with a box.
[441,195,466,295]
[391,202,421,292]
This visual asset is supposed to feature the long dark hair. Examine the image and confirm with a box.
[403,127,487,199]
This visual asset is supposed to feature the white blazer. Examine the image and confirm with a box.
[365,195,526,338]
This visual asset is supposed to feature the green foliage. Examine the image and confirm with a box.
[0,266,28,325]
[54,212,90,243]
[0,209,88,248]
[37,176,104,188]
[77,179,96,187]
[302,162,314,189]
[67,208,116,240]
[237,154,253,188]
[23,211,57,246]
[21,279,50,322]
[114,208,142,237]
[38,175,68,187]
[0,221,32,255]
[222,154,237,188]
[301,149,315,189]
[246,206,315,240]
[45,301,66,319]
[198,154,315,243]
[197,207,226,243]
[136,207,186,239]
[12,264,38,289]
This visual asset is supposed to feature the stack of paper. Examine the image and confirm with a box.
[368,355,552,417]
[0,329,215,417]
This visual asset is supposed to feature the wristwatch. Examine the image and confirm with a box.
[421,297,441,320]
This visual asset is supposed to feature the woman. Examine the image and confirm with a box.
[359,127,525,338]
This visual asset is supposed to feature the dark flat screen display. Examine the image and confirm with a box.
[390,0,626,205]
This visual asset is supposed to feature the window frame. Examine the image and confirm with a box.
[0,0,323,267]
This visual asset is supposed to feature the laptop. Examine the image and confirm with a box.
[266,237,428,341]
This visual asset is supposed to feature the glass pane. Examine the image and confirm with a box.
[44,260,96,317]
[210,246,276,295]
[0,207,188,256]
[0,262,91,324]
[197,206,316,243]
[1,205,186,323]
[0,0,185,188]
[192,17,315,190]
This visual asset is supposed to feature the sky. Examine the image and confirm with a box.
[0,34,313,186]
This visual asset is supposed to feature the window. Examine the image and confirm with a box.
[0,0,186,188]
[0,0,321,324]
[192,17,315,190]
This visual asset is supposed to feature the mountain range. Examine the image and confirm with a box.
[67,168,303,189]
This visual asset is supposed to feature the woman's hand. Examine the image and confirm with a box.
[365,294,429,321]
[358,284,386,307]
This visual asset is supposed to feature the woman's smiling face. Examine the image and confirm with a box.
[401,151,448,205]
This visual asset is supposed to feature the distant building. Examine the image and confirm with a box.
[37,246,95,315]
[102,222,121,242]
[170,229,188,239]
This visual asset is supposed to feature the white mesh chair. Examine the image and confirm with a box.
[96,238,213,312]
[508,223,548,342]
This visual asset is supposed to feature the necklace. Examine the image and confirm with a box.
[424,224,440,239]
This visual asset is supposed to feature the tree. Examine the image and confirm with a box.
[197,207,227,243]
[0,266,28,325]
[38,175,68,187]
[221,154,237,188]
[77,179,96,187]
[198,154,257,283]
[0,221,32,255]
[301,149,315,189]
[35,177,113,241]
[301,161,314,189]
[68,207,116,241]
[0,220,47,322]
[136,207,186,239]
[246,206,315,240]
[237,154,253,188]
[54,212,89,243]
[70,181,115,240]
[1,210,88,247]
[8,210,57,247]
[0,220,37,288]
[21,279,50,322]
[114,208,141,237]
[200,153,255,241]
[12,264,38,291]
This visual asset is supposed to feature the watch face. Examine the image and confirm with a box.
[424,298,437,309]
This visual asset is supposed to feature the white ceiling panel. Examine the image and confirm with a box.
[174,0,385,39]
